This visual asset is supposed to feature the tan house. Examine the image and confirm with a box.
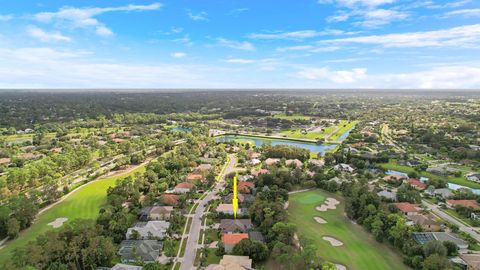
[460,253,480,270]
[205,255,253,270]
[408,214,442,231]
[150,206,174,220]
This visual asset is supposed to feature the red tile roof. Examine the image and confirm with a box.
[252,169,269,177]
[221,233,249,245]
[186,173,204,182]
[383,175,404,181]
[159,194,180,206]
[394,202,419,214]
[175,182,194,189]
[238,182,254,193]
[112,138,126,143]
[447,200,480,209]
[408,178,427,190]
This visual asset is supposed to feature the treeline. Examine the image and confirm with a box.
[262,145,310,162]
[342,182,460,270]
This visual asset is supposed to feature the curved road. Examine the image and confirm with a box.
[179,154,236,270]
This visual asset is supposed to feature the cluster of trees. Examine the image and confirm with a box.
[0,196,38,239]
[262,145,310,162]
[343,182,459,270]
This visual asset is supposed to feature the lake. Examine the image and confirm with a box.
[216,135,338,155]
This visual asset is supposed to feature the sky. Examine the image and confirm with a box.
[0,0,480,89]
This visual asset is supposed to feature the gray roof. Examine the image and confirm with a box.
[412,232,468,249]
[118,240,161,262]
[434,188,454,198]
[248,231,265,242]
[126,221,170,240]
[220,219,253,233]
[111,264,143,270]
[377,190,397,200]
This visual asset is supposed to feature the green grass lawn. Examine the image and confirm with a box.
[288,189,409,270]
[0,163,148,265]
[279,127,333,140]
[272,113,312,120]
[329,120,358,141]
[379,160,480,189]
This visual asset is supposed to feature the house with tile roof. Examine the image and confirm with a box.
[220,219,253,233]
[174,182,194,194]
[159,194,180,206]
[237,182,255,194]
[447,200,480,210]
[221,233,249,253]
[118,240,161,263]
[394,202,420,216]
[407,178,427,190]
[205,255,253,270]
[126,221,170,240]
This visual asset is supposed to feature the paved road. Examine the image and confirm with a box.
[422,200,480,242]
[179,154,236,270]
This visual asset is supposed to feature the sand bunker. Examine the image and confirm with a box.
[48,217,68,228]
[322,236,343,247]
[335,264,347,270]
[314,217,327,224]
[316,197,340,212]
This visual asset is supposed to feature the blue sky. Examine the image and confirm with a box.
[0,0,479,88]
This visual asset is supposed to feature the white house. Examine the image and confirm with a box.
[126,221,170,240]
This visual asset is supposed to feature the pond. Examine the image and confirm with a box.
[216,135,338,155]
[170,126,192,132]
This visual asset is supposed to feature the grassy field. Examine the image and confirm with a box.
[279,126,335,140]
[0,163,148,265]
[379,160,480,189]
[329,120,358,141]
[272,113,312,120]
[288,189,409,270]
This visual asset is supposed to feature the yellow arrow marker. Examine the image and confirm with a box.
[232,174,238,219]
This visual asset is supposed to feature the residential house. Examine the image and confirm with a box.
[139,206,174,221]
[221,234,249,253]
[112,138,126,143]
[0,158,11,166]
[126,221,170,240]
[407,178,427,190]
[205,255,253,270]
[118,240,161,263]
[466,173,480,183]
[195,164,213,174]
[334,163,354,173]
[173,182,194,194]
[394,202,420,216]
[286,159,302,168]
[159,194,180,206]
[252,169,269,177]
[216,204,241,216]
[459,253,480,270]
[408,214,442,231]
[186,173,205,183]
[265,158,280,166]
[383,175,406,182]
[238,175,254,182]
[248,158,261,165]
[223,193,255,205]
[412,232,469,252]
[220,219,253,233]
[447,200,480,210]
[237,182,255,194]
[434,188,454,199]
[377,190,397,201]
[308,159,325,168]
[111,264,143,270]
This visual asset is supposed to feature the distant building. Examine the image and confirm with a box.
[252,169,270,177]
[447,200,480,210]
[308,159,325,168]
[118,240,161,263]
[377,190,397,201]
[466,173,480,183]
[237,182,255,193]
[159,194,180,206]
[334,163,354,173]
[286,159,302,168]
[408,214,442,231]
[265,158,280,166]
[248,231,265,243]
[223,193,255,205]
[186,173,205,183]
[407,178,427,190]
[459,253,480,270]
[216,204,241,216]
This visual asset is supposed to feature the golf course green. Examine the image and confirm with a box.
[288,189,409,270]
[0,164,147,265]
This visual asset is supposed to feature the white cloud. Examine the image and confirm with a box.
[216,38,255,51]
[294,65,480,88]
[225,58,256,64]
[34,3,162,36]
[171,52,186,58]
[445,8,480,17]
[248,29,347,40]
[296,67,367,83]
[187,11,208,21]
[0,15,13,21]
[324,24,480,48]
[28,26,71,42]
[276,45,339,53]
[355,9,408,27]
[319,0,395,7]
